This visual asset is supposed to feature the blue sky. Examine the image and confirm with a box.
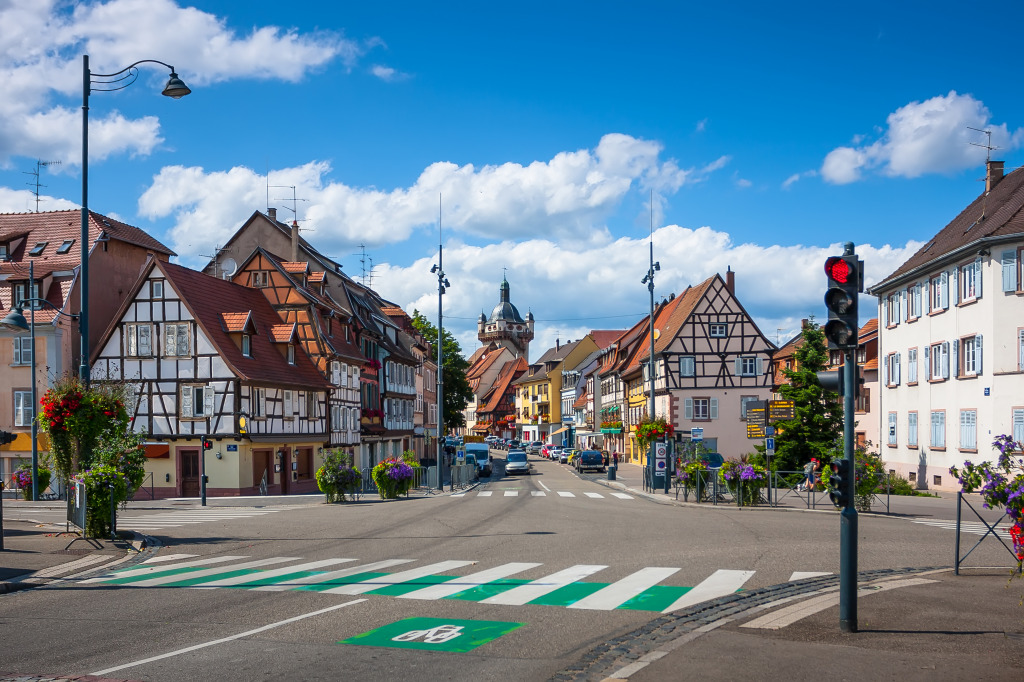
[2,0,1022,359]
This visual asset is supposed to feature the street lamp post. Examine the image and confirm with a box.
[641,240,660,487]
[80,54,190,388]
[0,262,80,501]
[431,257,450,493]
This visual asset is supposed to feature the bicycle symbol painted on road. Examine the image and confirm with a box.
[392,624,465,644]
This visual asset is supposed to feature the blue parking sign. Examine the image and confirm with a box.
[765,437,775,451]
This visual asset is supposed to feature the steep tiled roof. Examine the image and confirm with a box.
[158,262,328,389]
[270,323,297,343]
[220,312,253,332]
[875,166,1024,290]
[308,271,326,284]
[573,386,589,410]
[480,357,527,414]
[589,330,625,350]
[282,261,309,274]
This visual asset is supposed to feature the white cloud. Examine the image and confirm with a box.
[0,187,79,214]
[372,224,923,362]
[735,177,752,189]
[371,64,409,82]
[821,91,1024,184]
[695,118,708,133]
[0,0,373,167]
[141,134,722,263]
[781,170,817,189]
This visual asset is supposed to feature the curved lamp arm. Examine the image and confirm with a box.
[0,300,80,332]
[89,59,191,98]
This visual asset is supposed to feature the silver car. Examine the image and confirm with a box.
[504,450,531,475]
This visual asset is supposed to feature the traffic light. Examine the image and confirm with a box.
[823,252,863,350]
[829,459,852,508]
[815,368,863,399]
[202,437,213,451]
[0,430,15,446]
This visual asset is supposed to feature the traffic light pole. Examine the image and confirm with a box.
[839,348,858,633]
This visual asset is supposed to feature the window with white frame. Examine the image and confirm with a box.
[252,387,266,418]
[907,283,922,319]
[306,392,317,420]
[241,334,252,357]
[929,272,947,311]
[885,353,900,386]
[887,412,897,446]
[885,293,899,326]
[708,323,728,338]
[287,344,295,365]
[740,395,759,419]
[249,270,270,288]
[685,397,718,421]
[928,342,949,380]
[960,409,977,450]
[164,323,191,357]
[331,404,342,430]
[14,281,42,309]
[907,348,918,384]
[908,412,918,447]
[12,336,32,365]
[1002,250,1019,292]
[735,356,762,376]
[959,260,979,302]
[679,356,696,377]
[180,384,213,418]
[151,280,164,299]
[1018,329,1024,372]
[960,336,979,376]
[14,390,33,426]
[930,411,945,448]
[1013,408,1024,445]
[125,323,153,357]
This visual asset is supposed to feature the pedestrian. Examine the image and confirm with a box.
[613,451,619,466]
[801,458,817,492]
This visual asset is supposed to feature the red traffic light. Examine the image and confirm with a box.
[825,256,851,284]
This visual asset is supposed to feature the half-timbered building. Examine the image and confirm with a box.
[233,248,363,454]
[92,260,330,498]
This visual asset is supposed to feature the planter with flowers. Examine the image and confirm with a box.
[600,420,623,434]
[372,457,416,499]
[316,450,363,503]
[634,416,674,455]
[11,463,52,500]
[720,460,768,506]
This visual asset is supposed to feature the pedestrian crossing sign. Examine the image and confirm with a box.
[340,617,523,652]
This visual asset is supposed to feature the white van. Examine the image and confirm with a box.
[464,442,491,477]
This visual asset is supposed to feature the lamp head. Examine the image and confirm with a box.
[641,275,649,285]
[654,262,661,271]
[443,278,450,288]
[0,306,29,333]
[431,264,438,273]
[162,71,191,99]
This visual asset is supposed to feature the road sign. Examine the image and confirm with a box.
[768,400,795,421]
[746,423,765,439]
[654,442,667,476]
[765,437,775,451]
[746,401,767,439]
[691,427,704,441]
[341,617,523,653]
[765,426,775,437]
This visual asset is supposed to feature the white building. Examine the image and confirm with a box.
[870,161,1024,490]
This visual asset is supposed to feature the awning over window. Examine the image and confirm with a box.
[550,426,569,436]
[144,443,170,459]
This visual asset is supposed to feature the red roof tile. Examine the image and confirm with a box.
[282,261,309,274]
[270,323,297,343]
[221,312,252,332]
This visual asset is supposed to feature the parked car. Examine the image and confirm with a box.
[466,442,492,477]
[576,450,606,473]
[528,441,543,455]
[541,445,553,458]
[504,449,530,475]
[558,449,569,464]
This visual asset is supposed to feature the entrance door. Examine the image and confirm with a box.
[181,450,200,497]
[279,449,290,495]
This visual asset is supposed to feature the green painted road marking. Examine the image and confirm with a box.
[527,581,606,607]
[443,577,530,601]
[366,574,455,597]
[224,570,326,589]
[157,569,269,588]
[102,566,212,585]
[340,617,522,653]
[617,585,691,611]
[296,571,389,592]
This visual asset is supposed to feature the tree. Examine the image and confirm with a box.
[773,318,843,472]
[411,310,473,434]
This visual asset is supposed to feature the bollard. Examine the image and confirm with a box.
[607,465,616,481]
[109,482,117,541]
[1,480,5,551]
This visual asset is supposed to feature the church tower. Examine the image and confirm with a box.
[477,277,534,358]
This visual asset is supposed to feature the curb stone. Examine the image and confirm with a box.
[550,566,948,681]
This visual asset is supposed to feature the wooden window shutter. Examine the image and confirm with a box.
[941,342,950,379]
[139,325,151,356]
[203,385,215,415]
[976,334,983,375]
[684,398,693,420]
[710,398,719,420]
[165,324,176,357]
[181,385,193,418]
[975,257,983,298]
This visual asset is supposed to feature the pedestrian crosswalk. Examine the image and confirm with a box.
[911,518,1012,539]
[81,553,830,614]
[450,490,633,500]
[115,505,305,531]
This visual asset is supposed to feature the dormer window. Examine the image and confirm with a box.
[56,239,75,254]
[28,242,48,256]
[287,344,295,365]
[0,244,7,260]
[242,334,252,357]
[250,270,270,288]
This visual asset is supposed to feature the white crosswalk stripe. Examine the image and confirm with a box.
[789,571,831,581]
[584,492,604,499]
[481,564,607,606]
[568,567,680,611]
[531,491,546,496]
[451,489,638,501]
[320,560,476,595]
[611,493,634,500]
[557,491,576,497]
[661,569,755,613]
[911,519,1012,538]
[83,555,247,583]
[478,491,493,497]
[251,559,412,592]
[128,557,301,588]
[504,490,518,497]
[397,562,542,601]
[193,559,356,588]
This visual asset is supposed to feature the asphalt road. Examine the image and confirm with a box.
[0,451,1009,681]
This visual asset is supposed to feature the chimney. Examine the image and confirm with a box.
[726,266,735,294]
[291,221,299,263]
[801,318,808,329]
[268,207,277,221]
[556,338,560,350]
[986,160,1004,194]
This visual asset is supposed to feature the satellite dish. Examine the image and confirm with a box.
[221,257,238,278]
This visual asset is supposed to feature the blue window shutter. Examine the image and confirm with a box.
[975,257,983,298]
[976,334,983,375]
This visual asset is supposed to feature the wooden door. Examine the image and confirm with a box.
[181,451,200,497]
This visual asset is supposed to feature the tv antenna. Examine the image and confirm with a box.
[200,245,229,279]
[24,160,62,212]
[269,185,311,229]
[353,244,375,287]
[967,126,998,164]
